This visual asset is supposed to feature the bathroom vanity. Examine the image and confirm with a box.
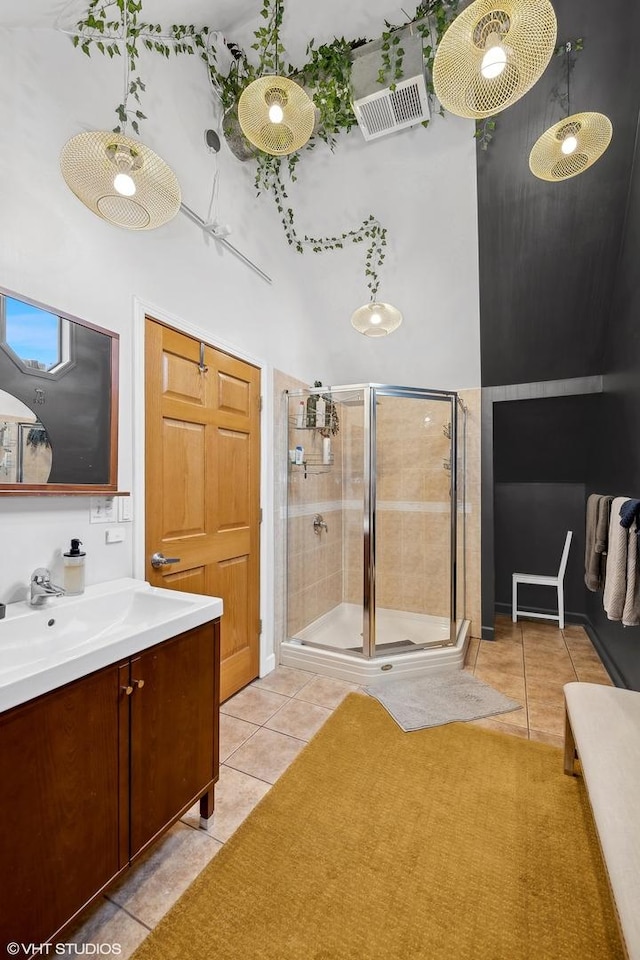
[0,579,222,945]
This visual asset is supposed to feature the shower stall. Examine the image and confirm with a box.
[281,384,469,683]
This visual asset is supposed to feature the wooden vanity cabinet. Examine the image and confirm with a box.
[0,620,220,947]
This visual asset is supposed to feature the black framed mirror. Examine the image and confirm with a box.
[0,286,119,495]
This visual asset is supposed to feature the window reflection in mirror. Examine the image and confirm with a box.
[4,298,70,373]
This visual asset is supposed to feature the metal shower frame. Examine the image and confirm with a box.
[285,382,465,658]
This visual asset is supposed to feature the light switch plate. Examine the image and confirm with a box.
[117,497,133,522]
[90,497,116,523]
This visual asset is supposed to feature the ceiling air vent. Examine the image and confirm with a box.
[351,29,430,142]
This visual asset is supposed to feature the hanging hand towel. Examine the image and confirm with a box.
[585,493,612,591]
[603,496,630,621]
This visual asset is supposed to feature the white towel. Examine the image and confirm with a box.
[603,497,629,621]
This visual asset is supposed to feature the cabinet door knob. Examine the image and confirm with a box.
[121,684,134,696]
[132,678,145,690]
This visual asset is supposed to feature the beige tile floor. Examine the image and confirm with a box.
[62,624,611,955]
[466,615,613,745]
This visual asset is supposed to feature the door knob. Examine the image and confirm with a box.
[121,684,134,696]
[132,678,145,689]
[151,552,181,569]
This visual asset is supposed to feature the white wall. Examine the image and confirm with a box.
[0,10,480,606]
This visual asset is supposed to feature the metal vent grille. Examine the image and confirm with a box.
[350,30,430,142]
[353,75,430,141]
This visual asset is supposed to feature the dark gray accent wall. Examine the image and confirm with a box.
[585,113,640,691]
[493,395,602,483]
[481,379,602,639]
[494,482,585,616]
[477,0,640,388]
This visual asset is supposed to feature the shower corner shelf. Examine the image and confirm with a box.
[290,454,334,478]
[288,416,333,433]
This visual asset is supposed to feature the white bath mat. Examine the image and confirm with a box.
[363,670,522,732]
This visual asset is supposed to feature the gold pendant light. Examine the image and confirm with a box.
[237,0,315,156]
[529,42,612,181]
[60,131,181,230]
[238,76,315,156]
[60,2,180,230]
[529,112,612,181]
[433,0,557,119]
[350,302,403,337]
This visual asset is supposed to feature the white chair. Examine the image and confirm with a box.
[512,531,573,630]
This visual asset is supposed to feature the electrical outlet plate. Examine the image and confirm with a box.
[105,527,125,544]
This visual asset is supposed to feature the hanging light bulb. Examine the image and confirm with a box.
[480,33,507,79]
[110,143,140,197]
[113,172,136,196]
[433,0,557,119]
[268,102,284,124]
[350,302,403,338]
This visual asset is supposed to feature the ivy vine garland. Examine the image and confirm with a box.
[71,0,460,299]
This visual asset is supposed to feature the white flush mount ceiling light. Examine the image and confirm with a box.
[350,302,403,337]
[529,41,613,181]
[432,0,557,119]
[60,131,181,230]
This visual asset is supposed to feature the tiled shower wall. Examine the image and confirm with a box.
[273,371,482,647]
[274,371,345,640]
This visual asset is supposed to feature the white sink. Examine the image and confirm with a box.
[0,578,223,712]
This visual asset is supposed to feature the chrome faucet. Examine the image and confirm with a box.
[30,568,65,606]
[313,514,329,536]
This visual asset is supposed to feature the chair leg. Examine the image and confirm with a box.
[558,583,565,630]
[512,577,518,623]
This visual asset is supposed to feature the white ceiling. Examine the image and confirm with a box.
[0,0,418,44]
[0,0,259,31]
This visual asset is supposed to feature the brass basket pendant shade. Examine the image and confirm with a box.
[350,302,403,337]
[433,0,557,119]
[238,76,315,156]
[529,112,612,181]
[60,131,181,230]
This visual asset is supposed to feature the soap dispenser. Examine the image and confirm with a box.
[63,538,86,595]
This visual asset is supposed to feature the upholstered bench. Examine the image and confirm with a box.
[564,681,640,960]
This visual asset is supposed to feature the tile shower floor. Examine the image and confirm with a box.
[63,618,611,955]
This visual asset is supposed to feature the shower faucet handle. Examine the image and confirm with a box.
[313,514,328,535]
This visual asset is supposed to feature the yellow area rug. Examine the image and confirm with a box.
[132,693,623,960]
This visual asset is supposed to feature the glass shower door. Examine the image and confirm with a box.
[285,386,366,655]
[372,389,456,652]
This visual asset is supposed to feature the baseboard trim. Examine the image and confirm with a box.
[494,601,587,625]
[581,619,628,689]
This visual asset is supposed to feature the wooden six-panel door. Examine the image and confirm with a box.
[145,318,261,701]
